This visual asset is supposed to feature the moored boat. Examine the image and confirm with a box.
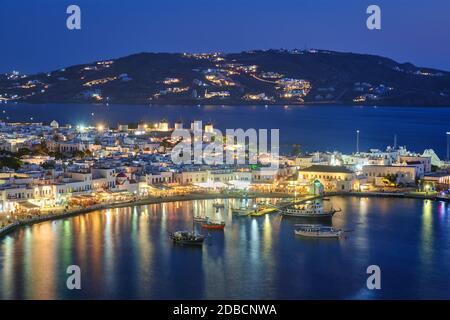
[294,225,342,238]
[280,200,340,219]
[201,220,225,230]
[231,208,252,216]
[193,215,209,223]
[212,202,225,209]
[250,205,278,217]
[169,231,206,245]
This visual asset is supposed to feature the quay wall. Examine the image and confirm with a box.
[0,192,294,238]
[326,191,450,202]
[2,191,448,239]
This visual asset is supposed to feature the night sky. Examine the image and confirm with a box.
[1,0,449,73]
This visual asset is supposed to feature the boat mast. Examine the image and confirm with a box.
[192,209,195,235]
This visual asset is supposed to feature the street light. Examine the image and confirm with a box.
[446,132,450,161]
[356,130,360,154]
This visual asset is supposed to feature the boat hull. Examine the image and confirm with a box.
[232,209,251,216]
[294,230,342,238]
[169,232,205,245]
[250,207,278,216]
[201,223,225,230]
[280,210,336,219]
[172,239,205,245]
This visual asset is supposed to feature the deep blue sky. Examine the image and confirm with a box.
[1,0,449,74]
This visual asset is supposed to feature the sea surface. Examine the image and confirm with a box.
[1,196,450,300]
[2,103,450,157]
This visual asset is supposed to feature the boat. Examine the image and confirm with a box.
[232,202,254,216]
[294,225,342,238]
[193,215,209,223]
[212,202,225,209]
[169,231,206,245]
[249,205,278,217]
[232,207,253,216]
[170,211,206,245]
[280,200,341,219]
[201,219,225,230]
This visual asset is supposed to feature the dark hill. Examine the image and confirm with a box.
[1,49,449,106]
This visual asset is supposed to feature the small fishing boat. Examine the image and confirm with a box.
[169,231,206,245]
[232,201,254,216]
[250,205,278,217]
[170,211,206,245]
[294,225,342,238]
[201,219,225,230]
[232,207,252,216]
[193,215,209,223]
[212,202,225,209]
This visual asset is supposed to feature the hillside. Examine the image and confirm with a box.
[1,49,449,106]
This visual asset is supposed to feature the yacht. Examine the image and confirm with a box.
[280,201,340,219]
[294,225,342,238]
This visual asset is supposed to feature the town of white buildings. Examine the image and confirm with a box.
[1,118,450,227]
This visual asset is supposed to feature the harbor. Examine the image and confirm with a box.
[1,195,450,300]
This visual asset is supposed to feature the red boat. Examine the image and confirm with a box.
[201,220,225,230]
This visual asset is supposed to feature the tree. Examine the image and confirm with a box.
[0,156,22,170]
[16,148,31,157]
[72,150,85,159]
[41,161,55,170]
[32,141,49,155]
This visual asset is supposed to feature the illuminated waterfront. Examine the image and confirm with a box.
[1,196,450,299]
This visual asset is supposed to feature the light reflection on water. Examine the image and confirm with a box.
[1,196,450,299]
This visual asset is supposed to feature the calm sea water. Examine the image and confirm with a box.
[1,196,450,300]
[2,103,450,157]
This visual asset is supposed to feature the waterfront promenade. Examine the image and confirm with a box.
[0,191,298,238]
[2,189,449,239]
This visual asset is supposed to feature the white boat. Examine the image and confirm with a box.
[212,202,225,209]
[280,201,340,219]
[232,201,255,216]
[193,215,209,223]
[294,225,342,238]
[231,207,253,216]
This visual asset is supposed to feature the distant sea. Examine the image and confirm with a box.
[2,103,450,157]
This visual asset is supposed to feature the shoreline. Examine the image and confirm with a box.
[7,102,450,108]
[0,192,293,238]
[1,191,448,239]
